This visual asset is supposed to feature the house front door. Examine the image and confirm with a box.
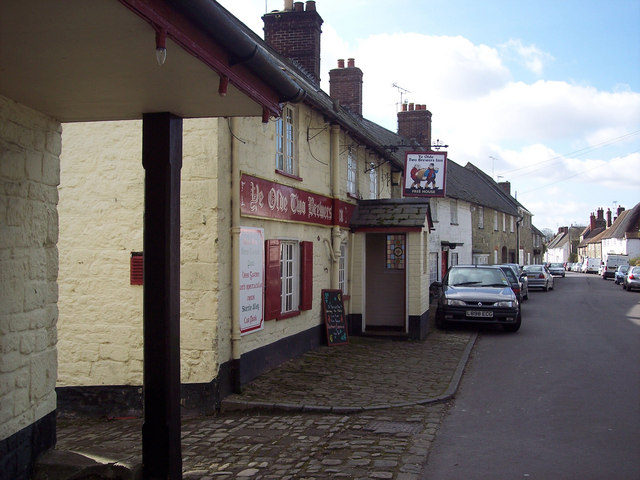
[365,233,406,331]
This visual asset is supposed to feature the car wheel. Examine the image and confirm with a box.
[503,312,522,333]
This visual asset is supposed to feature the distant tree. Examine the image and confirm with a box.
[541,228,555,242]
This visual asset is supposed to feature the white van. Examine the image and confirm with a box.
[602,254,629,279]
[581,257,600,274]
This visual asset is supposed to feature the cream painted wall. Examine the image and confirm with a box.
[0,95,59,440]
[58,118,228,386]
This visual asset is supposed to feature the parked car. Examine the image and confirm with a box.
[572,262,582,272]
[522,264,554,291]
[623,266,640,292]
[497,265,527,304]
[548,262,565,277]
[614,265,630,285]
[433,265,521,332]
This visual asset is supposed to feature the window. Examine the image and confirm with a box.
[502,213,506,232]
[347,148,357,196]
[369,164,377,199]
[494,210,498,231]
[264,239,313,320]
[276,105,297,176]
[386,234,405,269]
[339,243,348,294]
[473,254,489,265]
[431,199,438,222]
[280,241,299,314]
[451,252,459,266]
[478,206,484,229]
[510,215,515,232]
[450,199,458,225]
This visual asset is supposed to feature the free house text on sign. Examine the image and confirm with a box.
[404,151,447,197]
[239,227,264,335]
[239,173,355,227]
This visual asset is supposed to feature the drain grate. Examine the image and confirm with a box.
[365,421,423,434]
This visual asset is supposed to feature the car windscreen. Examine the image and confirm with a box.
[447,268,509,287]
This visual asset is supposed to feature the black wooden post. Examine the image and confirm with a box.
[141,112,183,479]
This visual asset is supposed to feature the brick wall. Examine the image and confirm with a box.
[329,58,363,116]
[397,104,432,148]
[263,1,323,85]
[0,94,59,480]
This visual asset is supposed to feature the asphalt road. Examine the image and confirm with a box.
[421,271,640,480]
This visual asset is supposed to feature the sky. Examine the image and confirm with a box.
[218,0,640,234]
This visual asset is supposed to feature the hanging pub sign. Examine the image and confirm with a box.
[403,151,447,197]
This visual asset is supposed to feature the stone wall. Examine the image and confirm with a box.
[0,94,59,478]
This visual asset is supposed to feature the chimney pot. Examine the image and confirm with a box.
[347,58,355,68]
[402,103,408,112]
[284,0,293,10]
[294,1,304,12]
[409,103,414,111]
[337,58,345,68]
[305,1,316,11]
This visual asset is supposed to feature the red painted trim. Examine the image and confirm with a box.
[118,0,282,115]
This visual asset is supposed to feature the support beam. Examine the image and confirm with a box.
[141,112,183,480]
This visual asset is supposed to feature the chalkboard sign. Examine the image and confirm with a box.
[321,289,348,346]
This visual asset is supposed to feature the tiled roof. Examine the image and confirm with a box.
[601,202,640,239]
[350,198,431,230]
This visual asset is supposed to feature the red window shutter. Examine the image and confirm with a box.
[130,252,143,285]
[264,239,281,320]
[300,241,313,310]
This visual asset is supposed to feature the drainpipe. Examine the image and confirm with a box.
[230,117,242,393]
[330,124,342,288]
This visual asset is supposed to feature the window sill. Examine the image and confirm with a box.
[347,192,360,200]
[277,310,300,320]
[275,169,303,182]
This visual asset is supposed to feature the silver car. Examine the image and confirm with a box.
[548,262,565,277]
[623,266,640,292]
[523,264,554,291]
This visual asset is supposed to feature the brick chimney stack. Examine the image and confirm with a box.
[329,58,363,116]
[263,1,323,86]
[397,103,432,148]
[498,181,511,196]
[606,208,612,227]
[590,212,596,231]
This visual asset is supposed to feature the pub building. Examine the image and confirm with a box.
[55,0,436,417]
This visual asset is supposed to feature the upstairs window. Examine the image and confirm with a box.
[450,199,458,225]
[347,149,357,196]
[338,243,348,295]
[276,105,297,176]
[369,164,378,199]
[478,206,484,228]
[494,211,498,231]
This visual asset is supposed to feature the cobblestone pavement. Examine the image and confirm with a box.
[49,329,476,479]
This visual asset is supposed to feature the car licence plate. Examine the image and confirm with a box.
[466,310,493,318]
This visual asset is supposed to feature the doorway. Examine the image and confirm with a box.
[364,233,406,332]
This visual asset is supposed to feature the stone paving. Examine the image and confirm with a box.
[45,329,476,479]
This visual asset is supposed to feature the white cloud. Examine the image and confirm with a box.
[499,39,554,75]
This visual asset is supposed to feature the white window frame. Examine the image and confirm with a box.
[347,148,357,196]
[276,105,297,176]
[502,213,506,232]
[451,252,459,266]
[494,210,498,231]
[280,240,300,314]
[369,164,378,199]
[478,205,484,229]
[339,242,348,295]
[450,198,458,225]
[431,199,438,222]
[510,215,515,232]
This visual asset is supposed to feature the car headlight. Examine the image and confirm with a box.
[495,301,514,307]
[445,299,466,306]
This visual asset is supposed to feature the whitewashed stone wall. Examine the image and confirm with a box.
[58,118,227,387]
[0,95,59,441]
